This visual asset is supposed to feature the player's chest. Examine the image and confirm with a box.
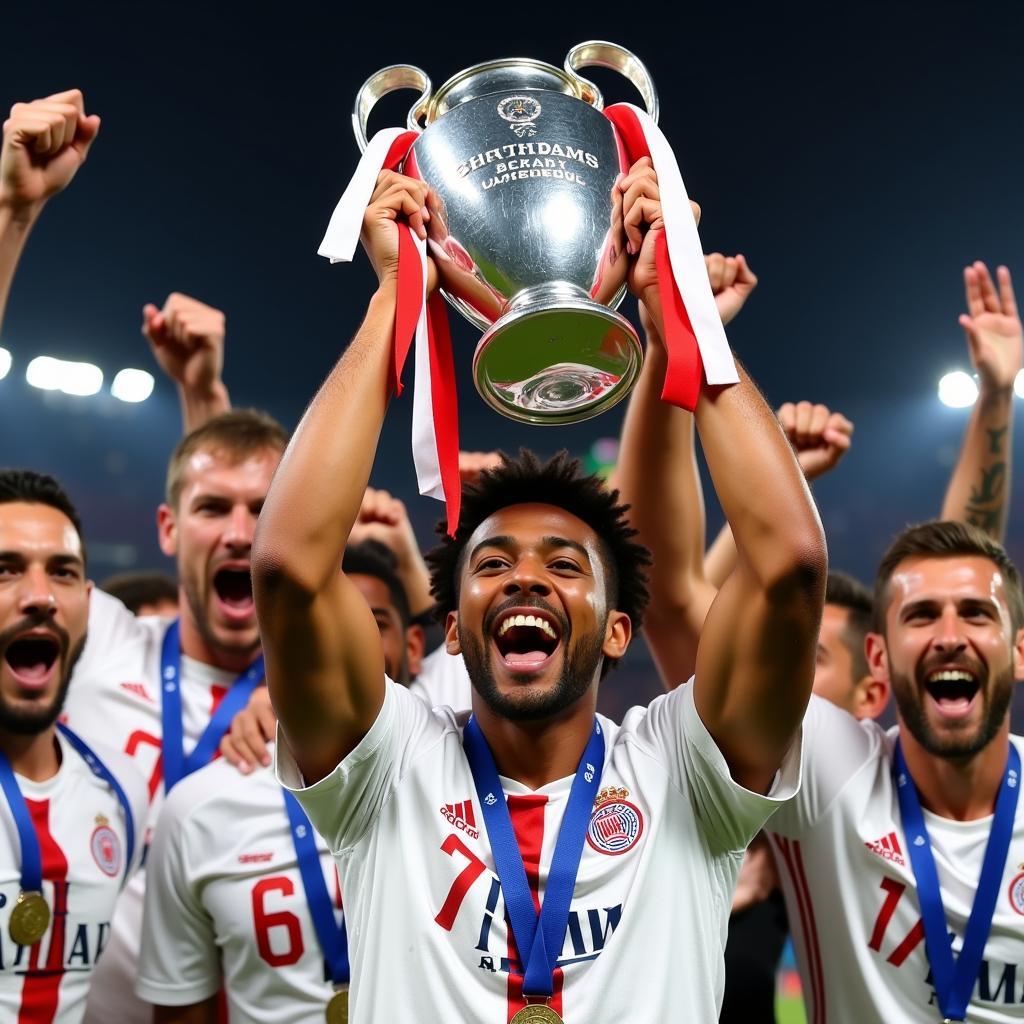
[0,801,125,976]
[202,829,341,974]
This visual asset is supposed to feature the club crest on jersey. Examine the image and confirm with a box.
[587,786,643,856]
[1009,870,1024,916]
[90,815,122,877]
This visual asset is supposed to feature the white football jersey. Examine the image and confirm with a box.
[62,589,245,1024]
[768,695,1024,1022]
[0,731,147,1023]
[410,645,473,712]
[136,749,343,1022]
[277,678,802,1023]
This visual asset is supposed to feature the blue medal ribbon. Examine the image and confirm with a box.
[282,790,349,986]
[0,750,44,895]
[0,726,135,890]
[160,619,265,792]
[463,715,605,998]
[56,723,135,883]
[894,739,1020,1022]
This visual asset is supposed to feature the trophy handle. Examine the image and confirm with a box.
[564,42,659,124]
[352,65,434,153]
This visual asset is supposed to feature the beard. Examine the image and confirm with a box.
[459,619,605,722]
[891,657,1014,760]
[0,620,86,737]
[181,567,260,661]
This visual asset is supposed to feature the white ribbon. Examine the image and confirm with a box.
[621,104,738,386]
[409,233,445,502]
[317,128,411,263]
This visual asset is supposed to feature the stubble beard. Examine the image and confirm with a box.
[0,632,86,737]
[182,571,260,666]
[891,659,1014,760]
[459,625,605,722]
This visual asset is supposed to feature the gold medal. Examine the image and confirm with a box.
[325,988,349,1024]
[8,891,50,946]
[509,1006,563,1024]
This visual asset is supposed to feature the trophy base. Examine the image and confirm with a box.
[473,287,642,425]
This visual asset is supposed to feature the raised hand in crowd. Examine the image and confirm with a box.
[705,251,758,326]
[0,89,99,328]
[704,401,853,589]
[349,486,434,621]
[142,292,231,431]
[941,262,1021,539]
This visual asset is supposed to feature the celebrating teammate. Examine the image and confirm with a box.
[251,163,824,1021]
[137,541,422,1023]
[0,470,147,1021]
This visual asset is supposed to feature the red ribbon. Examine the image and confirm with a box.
[378,133,463,534]
[603,104,705,411]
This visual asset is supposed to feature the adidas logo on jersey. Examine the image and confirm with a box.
[119,681,155,703]
[440,799,479,839]
[865,831,905,866]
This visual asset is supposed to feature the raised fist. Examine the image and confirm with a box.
[361,170,437,291]
[349,487,419,565]
[0,90,100,214]
[142,293,226,395]
[705,252,758,326]
[777,401,854,481]
[959,262,1022,393]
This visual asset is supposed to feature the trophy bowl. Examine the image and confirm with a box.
[353,43,660,425]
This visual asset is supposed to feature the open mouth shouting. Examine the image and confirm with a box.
[212,564,255,622]
[492,607,563,675]
[3,631,61,691]
[923,665,982,721]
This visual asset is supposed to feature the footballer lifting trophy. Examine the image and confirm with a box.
[351,42,660,425]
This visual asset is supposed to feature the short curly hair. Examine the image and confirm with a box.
[425,450,651,644]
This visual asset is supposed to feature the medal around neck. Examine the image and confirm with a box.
[353,43,659,425]
[325,988,348,1024]
[9,890,50,946]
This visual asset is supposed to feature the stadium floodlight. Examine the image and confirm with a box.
[1016,369,1024,400]
[111,368,155,403]
[26,355,103,396]
[937,370,978,409]
[0,347,10,381]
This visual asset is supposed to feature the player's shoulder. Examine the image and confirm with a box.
[161,755,270,825]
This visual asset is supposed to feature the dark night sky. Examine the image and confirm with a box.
[2,2,1023,713]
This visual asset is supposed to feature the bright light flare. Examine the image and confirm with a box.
[0,348,10,381]
[111,368,154,403]
[26,356,103,396]
[937,370,979,409]
[1015,369,1024,400]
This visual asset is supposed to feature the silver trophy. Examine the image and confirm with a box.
[354,42,659,424]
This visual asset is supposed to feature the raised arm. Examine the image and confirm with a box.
[142,292,231,432]
[941,262,1021,539]
[252,170,432,783]
[0,90,99,332]
[621,162,826,792]
[704,401,853,589]
[613,251,757,685]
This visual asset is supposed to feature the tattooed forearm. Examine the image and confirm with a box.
[987,426,1007,456]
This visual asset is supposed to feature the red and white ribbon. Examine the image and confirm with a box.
[604,103,738,409]
[318,128,461,534]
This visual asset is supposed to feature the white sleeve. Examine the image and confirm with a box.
[766,694,882,838]
[275,679,446,854]
[135,782,221,1006]
[75,589,147,683]
[637,680,803,854]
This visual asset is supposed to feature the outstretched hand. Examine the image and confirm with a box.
[0,90,100,215]
[959,262,1022,393]
[777,401,854,481]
